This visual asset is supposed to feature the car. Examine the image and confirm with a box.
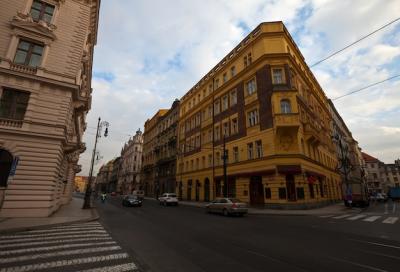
[122,195,142,207]
[132,190,144,200]
[158,193,179,206]
[205,198,248,216]
[110,191,117,196]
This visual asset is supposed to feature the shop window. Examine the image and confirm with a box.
[279,188,287,199]
[265,188,271,199]
[309,183,315,198]
[296,188,305,199]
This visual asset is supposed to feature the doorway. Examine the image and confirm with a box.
[204,178,210,202]
[195,180,200,201]
[0,149,13,187]
[187,180,192,201]
[250,176,264,205]
[286,174,296,201]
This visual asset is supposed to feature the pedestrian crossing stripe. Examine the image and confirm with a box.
[0,230,107,239]
[346,214,367,221]
[0,236,113,249]
[363,216,381,222]
[78,263,137,272]
[333,214,352,219]
[0,233,110,244]
[382,217,399,224]
[319,214,399,224]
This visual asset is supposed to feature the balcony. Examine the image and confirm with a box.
[274,113,300,133]
[9,63,37,75]
[0,118,23,128]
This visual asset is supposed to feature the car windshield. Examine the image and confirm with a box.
[126,195,138,200]
[167,194,177,197]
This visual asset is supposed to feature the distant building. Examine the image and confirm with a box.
[0,0,100,217]
[118,129,143,194]
[109,157,121,193]
[95,160,114,193]
[74,176,88,193]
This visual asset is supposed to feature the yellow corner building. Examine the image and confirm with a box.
[176,21,341,208]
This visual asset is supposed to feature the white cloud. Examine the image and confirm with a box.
[78,0,400,175]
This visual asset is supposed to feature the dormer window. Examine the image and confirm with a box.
[14,40,44,67]
[30,0,55,24]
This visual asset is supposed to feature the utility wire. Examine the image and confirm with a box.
[332,74,400,100]
[310,17,400,67]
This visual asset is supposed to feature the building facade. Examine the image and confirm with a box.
[142,110,167,197]
[118,129,143,194]
[74,175,88,193]
[154,100,179,195]
[176,22,341,208]
[95,160,114,193]
[0,0,100,217]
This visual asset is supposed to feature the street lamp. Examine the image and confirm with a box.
[83,117,110,209]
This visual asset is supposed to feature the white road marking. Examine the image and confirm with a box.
[19,227,105,234]
[0,245,121,264]
[319,215,335,218]
[329,257,388,272]
[0,241,117,256]
[0,230,107,239]
[350,239,400,249]
[0,237,113,249]
[347,214,367,221]
[77,263,138,272]
[363,216,381,222]
[332,214,352,219]
[0,233,110,244]
[0,253,129,272]
[382,217,399,224]
[51,222,102,229]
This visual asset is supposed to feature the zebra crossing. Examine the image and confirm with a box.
[0,221,138,272]
[319,213,399,224]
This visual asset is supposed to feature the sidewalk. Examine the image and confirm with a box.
[0,197,98,233]
[145,197,358,216]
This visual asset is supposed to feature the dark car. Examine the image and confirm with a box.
[122,195,142,207]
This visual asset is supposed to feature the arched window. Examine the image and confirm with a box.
[0,149,13,187]
[280,99,292,114]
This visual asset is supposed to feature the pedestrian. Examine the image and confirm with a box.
[101,192,106,203]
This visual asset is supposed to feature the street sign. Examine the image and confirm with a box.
[9,156,19,176]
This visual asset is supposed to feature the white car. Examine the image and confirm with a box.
[158,193,179,206]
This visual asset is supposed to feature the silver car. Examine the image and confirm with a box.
[206,198,248,216]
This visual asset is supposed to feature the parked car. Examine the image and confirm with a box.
[158,193,179,206]
[388,187,400,200]
[132,190,144,200]
[205,198,248,216]
[122,195,142,207]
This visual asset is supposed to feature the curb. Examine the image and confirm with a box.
[0,208,99,234]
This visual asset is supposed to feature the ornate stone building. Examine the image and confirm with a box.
[0,0,100,217]
[118,129,143,194]
[154,99,179,195]
[176,22,341,208]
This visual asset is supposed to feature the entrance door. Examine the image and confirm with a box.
[0,149,13,188]
[195,180,200,201]
[178,182,183,199]
[204,178,210,202]
[187,180,192,201]
[250,176,264,205]
[286,174,296,201]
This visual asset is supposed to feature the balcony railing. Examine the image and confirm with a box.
[0,118,23,128]
[9,63,37,74]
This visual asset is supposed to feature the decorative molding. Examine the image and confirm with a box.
[11,12,57,41]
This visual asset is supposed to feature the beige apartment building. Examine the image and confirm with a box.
[0,0,100,217]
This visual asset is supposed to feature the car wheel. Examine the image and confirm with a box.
[223,209,229,216]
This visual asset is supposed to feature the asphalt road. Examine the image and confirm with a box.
[97,197,400,272]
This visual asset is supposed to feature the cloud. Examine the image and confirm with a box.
[78,0,400,175]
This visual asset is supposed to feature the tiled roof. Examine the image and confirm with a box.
[361,152,380,162]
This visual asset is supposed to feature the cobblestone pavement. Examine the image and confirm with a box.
[0,221,138,272]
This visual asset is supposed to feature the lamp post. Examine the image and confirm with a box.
[82,117,109,209]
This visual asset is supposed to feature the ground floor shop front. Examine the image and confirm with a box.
[177,162,342,208]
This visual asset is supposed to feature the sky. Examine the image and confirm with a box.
[79,0,400,176]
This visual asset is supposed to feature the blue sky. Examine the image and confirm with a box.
[80,0,400,175]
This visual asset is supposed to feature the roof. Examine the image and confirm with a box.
[361,152,380,163]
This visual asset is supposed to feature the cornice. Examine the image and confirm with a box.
[10,12,57,41]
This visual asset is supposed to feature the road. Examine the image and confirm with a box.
[96,197,400,272]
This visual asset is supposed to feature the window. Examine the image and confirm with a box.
[208,129,213,142]
[0,88,30,120]
[279,188,287,199]
[202,156,206,169]
[244,56,248,67]
[216,152,220,165]
[208,105,213,118]
[230,89,237,106]
[233,147,239,162]
[214,100,220,115]
[14,40,44,67]
[244,53,252,67]
[223,73,228,83]
[230,66,236,77]
[231,118,238,135]
[265,188,271,199]
[30,0,55,23]
[297,188,305,199]
[223,122,229,137]
[208,154,213,167]
[222,95,229,111]
[255,140,263,158]
[208,84,213,93]
[214,126,220,141]
[196,158,199,170]
[246,78,257,95]
[272,68,284,84]
[247,109,259,127]
[195,113,201,126]
[215,79,219,89]
[280,99,292,114]
[195,135,200,147]
[247,143,254,160]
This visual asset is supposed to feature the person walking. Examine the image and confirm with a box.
[101,192,107,203]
